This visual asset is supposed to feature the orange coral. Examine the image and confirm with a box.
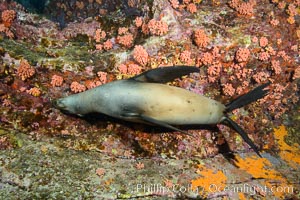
[270,60,281,75]
[236,48,250,62]
[134,17,143,27]
[127,64,142,75]
[253,71,270,83]
[17,59,35,81]
[85,79,101,89]
[135,162,144,170]
[70,81,86,93]
[97,71,108,83]
[118,64,128,74]
[51,75,64,87]
[259,37,268,47]
[187,3,197,13]
[133,45,149,66]
[118,27,128,35]
[229,0,256,16]
[147,19,168,36]
[94,29,106,42]
[270,19,279,26]
[180,50,193,65]
[293,65,300,79]
[207,62,222,82]
[117,34,134,48]
[222,83,235,96]
[258,51,270,61]
[96,168,105,176]
[169,0,179,9]
[194,29,210,48]
[26,87,41,97]
[1,10,16,27]
[103,39,113,50]
[199,52,214,65]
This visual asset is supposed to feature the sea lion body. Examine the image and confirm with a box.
[56,80,225,125]
[54,66,270,156]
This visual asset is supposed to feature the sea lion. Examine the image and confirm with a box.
[54,66,269,156]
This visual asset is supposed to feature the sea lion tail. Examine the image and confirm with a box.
[224,82,270,113]
[221,82,270,157]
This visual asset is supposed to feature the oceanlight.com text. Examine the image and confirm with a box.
[134,183,294,196]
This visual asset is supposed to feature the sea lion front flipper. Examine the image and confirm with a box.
[131,66,199,83]
[122,112,193,137]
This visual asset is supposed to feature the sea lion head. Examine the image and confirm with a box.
[53,96,83,116]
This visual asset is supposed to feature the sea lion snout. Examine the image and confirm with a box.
[52,98,69,112]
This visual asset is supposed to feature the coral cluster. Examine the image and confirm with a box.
[17,59,35,81]
[0,9,16,38]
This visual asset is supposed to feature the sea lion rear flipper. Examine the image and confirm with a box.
[121,112,193,137]
[131,66,199,83]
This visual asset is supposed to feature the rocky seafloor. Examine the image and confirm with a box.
[0,0,299,199]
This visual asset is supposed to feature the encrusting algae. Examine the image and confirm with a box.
[273,125,300,169]
[235,155,294,199]
[191,165,227,197]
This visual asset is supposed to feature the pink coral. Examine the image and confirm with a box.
[229,0,256,16]
[259,37,268,47]
[0,24,13,38]
[258,51,270,61]
[169,0,179,9]
[187,3,197,13]
[133,45,149,66]
[287,3,297,16]
[70,81,86,93]
[293,66,300,79]
[135,162,144,170]
[95,44,103,51]
[96,168,105,176]
[85,80,101,89]
[1,10,16,27]
[51,75,64,87]
[26,87,41,97]
[147,19,168,36]
[180,50,193,65]
[253,71,270,83]
[118,27,128,35]
[271,60,281,75]
[117,34,134,48]
[222,83,235,96]
[237,2,255,15]
[17,59,35,81]
[135,17,143,27]
[194,29,210,48]
[266,46,276,56]
[127,64,142,75]
[278,1,286,9]
[252,36,258,43]
[291,45,298,52]
[118,63,141,75]
[97,71,108,83]
[103,39,113,50]
[207,62,222,83]
[235,48,250,62]
[270,19,279,26]
[199,52,214,65]
[118,64,128,74]
[94,29,106,43]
